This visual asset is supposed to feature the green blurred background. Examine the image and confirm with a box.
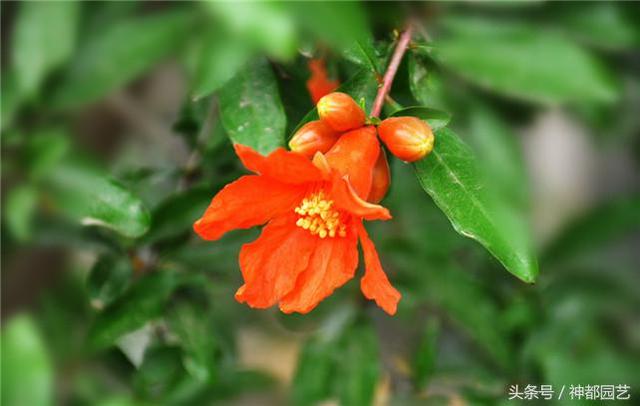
[2,1,639,405]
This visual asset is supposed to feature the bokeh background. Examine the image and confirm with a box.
[2,2,639,405]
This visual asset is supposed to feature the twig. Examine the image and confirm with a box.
[370,24,414,118]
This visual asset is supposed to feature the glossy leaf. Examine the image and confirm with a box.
[87,255,133,309]
[390,106,451,131]
[1,315,53,406]
[52,11,193,108]
[291,339,335,405]
[47,161,151,238]
[408,53,446,109]
[12,1,79,97]
[435,18,618,104]
[218,58,286,154]
[89,272,177,349]
[414,128,538,283]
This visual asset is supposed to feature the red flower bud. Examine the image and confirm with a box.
[317,92,366,132]
[378,116,434,162]
[289,120,340,158]
[368,149,390,203]
[307,59,340,104]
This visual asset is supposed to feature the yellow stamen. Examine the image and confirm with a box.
[294,190,347,238]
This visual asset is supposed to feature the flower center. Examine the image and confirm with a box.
[294,191,347,238]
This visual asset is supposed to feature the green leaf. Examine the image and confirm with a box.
[145,187,212,244]
[336,324,380,406]
[414,319,439,388]
[291,339,335,405]
[543,195,640,266]
[187,28,251,99]
[435,18,618,104]
[4,184,38,242]
[555,3,640,51]
[168,303,218,382]
[1,315,53,406]
[26,129,71,180]
[202,1,296,61]
[390,106,451,131]
[414,128,538,283]
[52,10,194,108]
[466,107,529,208]
[288,2,379,72]
[89,272,177,350]
[47,161,151,238]
[408,53,446,109]
[87,255,133,309]
[218,58,286,154]
[11,1,80,97]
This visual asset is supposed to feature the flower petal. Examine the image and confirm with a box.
[194,175,304,241]
[236,215,317,308]
[331,175,392,221]
[356,222,401,315]
[279,225,359,314]
[234,144,324,184]
[324,126,379,198]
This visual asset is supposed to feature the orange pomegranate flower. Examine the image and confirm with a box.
[306,58,340,104]
[194,126,401,315]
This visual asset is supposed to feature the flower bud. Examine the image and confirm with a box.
[317,92,366,132]
[289,120,340,158]
[368,149,390,203]
[307,59,339,104]
[378,116,434,162]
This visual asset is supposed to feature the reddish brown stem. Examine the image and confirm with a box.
[370,24,414,118]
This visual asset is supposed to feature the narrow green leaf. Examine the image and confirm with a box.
[291,339,335,405]
[390,106,451,131]
[47,161,151,238]
[414,319,439,388]
[52,10,194,108]
[89,272,177,350]
[336,324,380,406]
[87,255,133,309]
[218,58,286,154]
[414,128,538,283]
[4,184,38,242]
[435,18,618,104]
[12,1,80,97]
[543,195,640,266]
[1,315,53,406]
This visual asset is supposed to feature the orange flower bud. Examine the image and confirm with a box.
[378,116,434,162]
[368,149,390,203]
[289,120,340,158]
[317,92,366,132]
[307,59,340,104]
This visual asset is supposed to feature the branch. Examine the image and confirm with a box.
[370,24,414,118]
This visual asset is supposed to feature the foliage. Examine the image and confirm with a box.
[2,1,639,405]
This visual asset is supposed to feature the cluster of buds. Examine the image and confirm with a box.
[289,91,435,203]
